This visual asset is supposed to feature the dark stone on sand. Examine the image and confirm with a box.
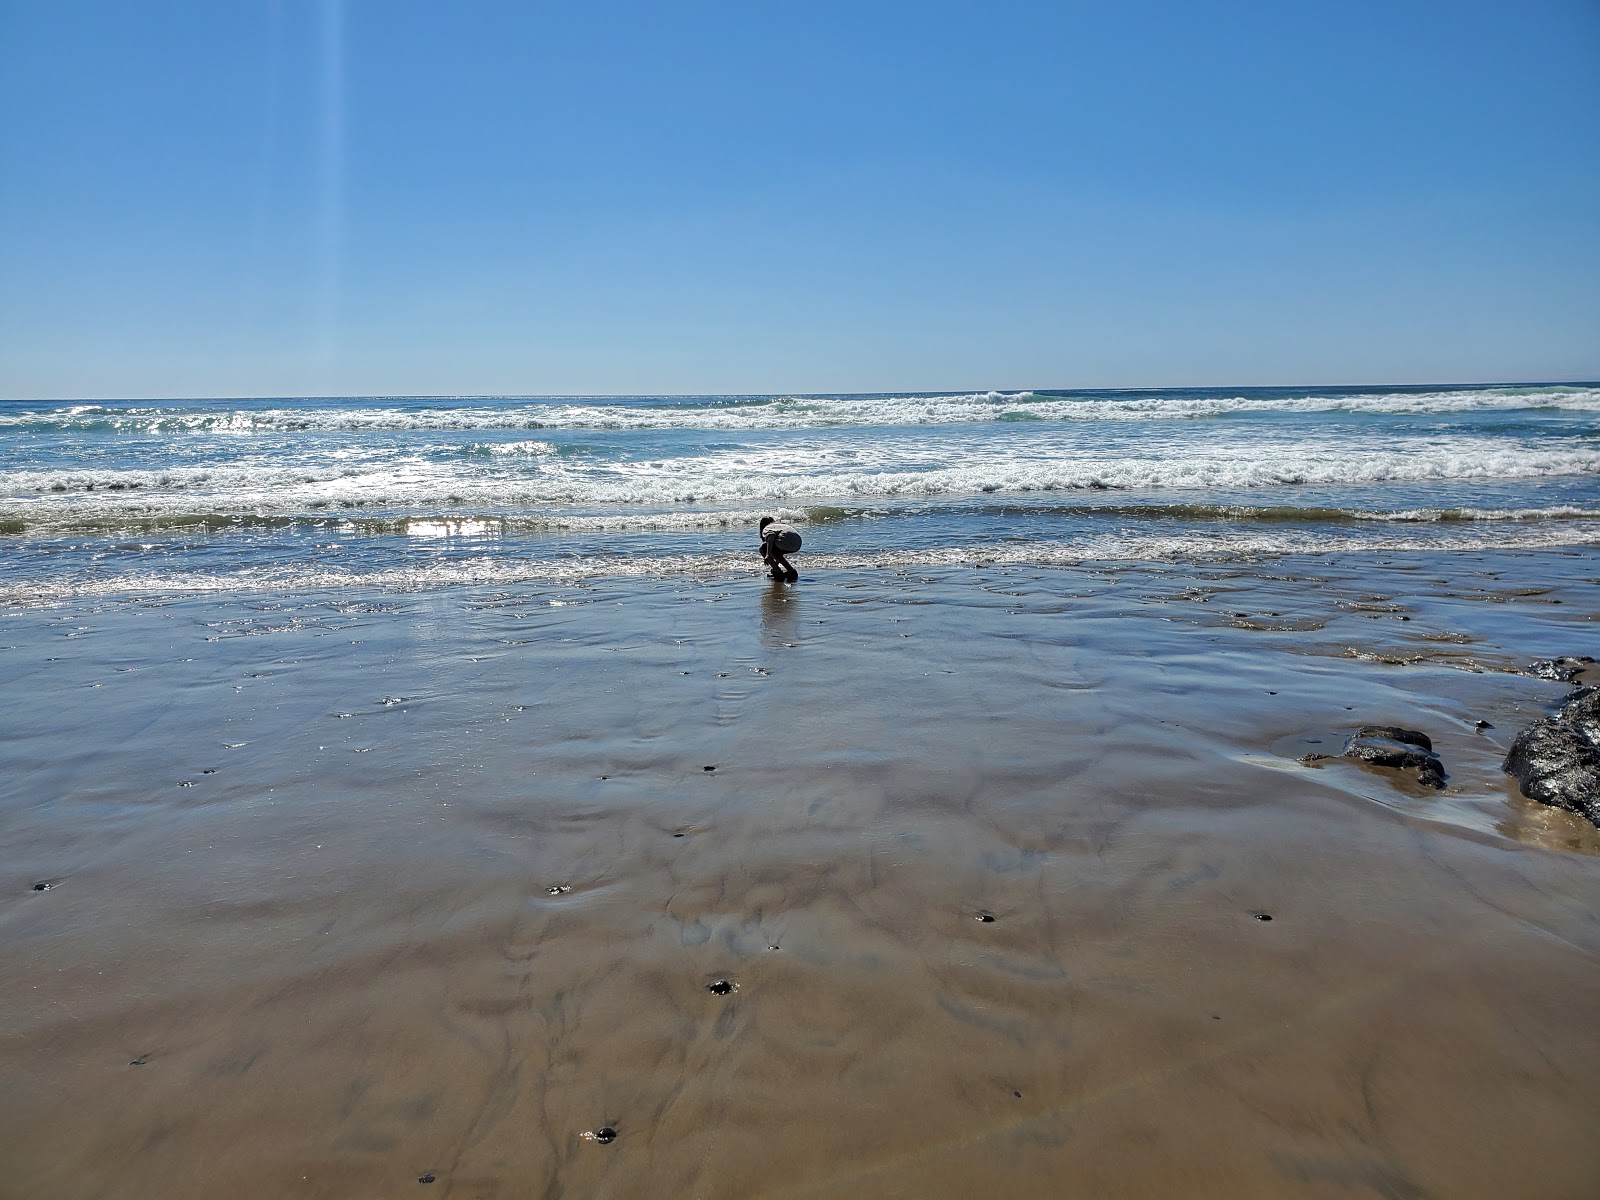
[418,1173,436,1183]
[1332,726,1446,789]
[707,979,735,995]
[1254,913,1273,922]
[592,1127,617,1144]
[975,911,995,923]
[130,1057,148,1066]
[31,882,50,891]
[1475,720,1493,732]
[703,765,716,772]
[1353,725,1433,752]
[1503,687,1600,828]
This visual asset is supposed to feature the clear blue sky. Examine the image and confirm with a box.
[1,0,1596,398]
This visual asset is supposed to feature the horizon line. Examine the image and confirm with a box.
[3,378,1597,404]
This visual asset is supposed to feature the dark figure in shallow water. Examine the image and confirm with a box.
[758,517,801,581]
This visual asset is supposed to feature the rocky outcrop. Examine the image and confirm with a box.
[1303,725,1446,789]
[1503,687,1600,828]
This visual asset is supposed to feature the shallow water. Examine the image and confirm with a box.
[2,553,1597,1198]
[2,386,1597,599]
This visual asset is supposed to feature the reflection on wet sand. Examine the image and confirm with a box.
[1,551,1598,1198]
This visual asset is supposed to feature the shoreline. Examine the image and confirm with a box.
[2,549,1598,1197]
[5,534,1599,605]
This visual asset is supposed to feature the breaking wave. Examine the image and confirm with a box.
[3,384,1599,434]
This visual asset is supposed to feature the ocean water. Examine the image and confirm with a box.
[2,383,1597,600]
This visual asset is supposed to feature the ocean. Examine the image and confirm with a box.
[2,382,1597,600]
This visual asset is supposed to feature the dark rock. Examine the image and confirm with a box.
[1558,687,1600,745]
[1503,693,1600,828]
[1341,727,1446,789]
[1352,725,1433,752]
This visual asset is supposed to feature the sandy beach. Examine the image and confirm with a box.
[2,549,1597,1198]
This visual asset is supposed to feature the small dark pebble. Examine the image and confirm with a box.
[1254,913,1273,922]
[707,979,735,995]
[201,768,216,774]
[976,911,995,923]
[130,1057,148,1066]
[1475,720,1493,731]
[703,765,716,772]
[418,1173,436,1184]
[1013,1090,1022,1098]
[673,832,686,838]
[593,1127,617,1145]
[32,882,51,891]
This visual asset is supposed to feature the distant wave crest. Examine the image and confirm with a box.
[3,384,1599,433]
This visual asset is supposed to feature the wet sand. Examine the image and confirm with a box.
[2,550,1598,1199]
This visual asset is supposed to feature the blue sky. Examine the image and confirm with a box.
[1,0,1596,398]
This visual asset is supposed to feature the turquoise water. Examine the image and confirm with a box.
[2,384,1597,599]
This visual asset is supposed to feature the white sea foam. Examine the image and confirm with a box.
[3,385,1599,433]
[5,523,1595,604]
[4,437,1598,528]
